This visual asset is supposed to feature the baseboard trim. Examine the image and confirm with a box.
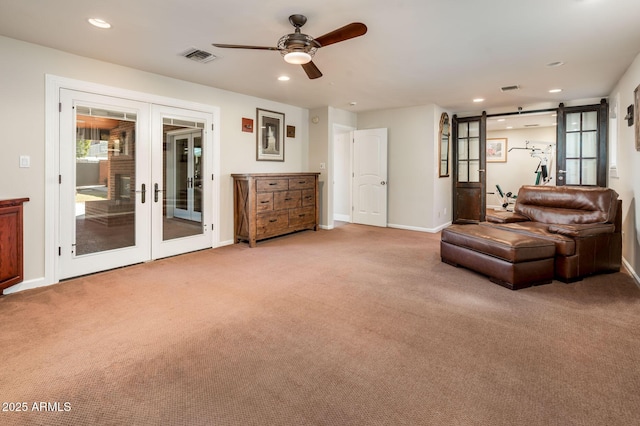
[3,276,52,295]
[622,257,640,289]
[334,214,350,222]
[388,222,451,234]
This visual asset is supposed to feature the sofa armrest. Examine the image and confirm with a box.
[486,211,529,223]
[548,223,615,238]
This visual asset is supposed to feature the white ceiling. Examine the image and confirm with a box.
[2,0,640,118]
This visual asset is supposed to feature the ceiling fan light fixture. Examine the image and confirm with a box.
[284,51,312,64]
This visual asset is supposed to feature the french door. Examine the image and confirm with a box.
[59,90,213,279]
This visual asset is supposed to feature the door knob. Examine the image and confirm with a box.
[380,181,387,185]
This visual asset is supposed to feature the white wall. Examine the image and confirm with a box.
[333,130,351,221]
[486,126,557,208]
[608,51,640,282]
[308,106,357,228]
[358,105,447,231]
[0,36,310,289]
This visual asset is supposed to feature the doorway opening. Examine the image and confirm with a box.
[485,111,558,211]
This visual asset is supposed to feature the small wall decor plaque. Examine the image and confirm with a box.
[286,125,295,138]
[242,117,253,133]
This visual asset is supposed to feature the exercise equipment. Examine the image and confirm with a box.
[508,141,554,185]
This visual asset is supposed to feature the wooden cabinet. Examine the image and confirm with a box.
[0,198,29,291]
[232,173,320,247]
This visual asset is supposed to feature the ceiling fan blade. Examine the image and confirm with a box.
[212,43,279,51]
[314,23,367,47]
[302,61,323,79]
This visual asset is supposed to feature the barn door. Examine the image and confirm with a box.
[452,113,486,223]
[556,100,608,187]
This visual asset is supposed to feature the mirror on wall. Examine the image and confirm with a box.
[439,113,450,177]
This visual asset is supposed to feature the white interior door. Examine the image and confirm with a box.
[59,89,151,279]
[352,128,388,227]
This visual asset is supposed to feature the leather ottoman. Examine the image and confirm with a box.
[440,224,556,290]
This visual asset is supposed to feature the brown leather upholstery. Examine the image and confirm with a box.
[484,185,622,282]
[441,224,555,290]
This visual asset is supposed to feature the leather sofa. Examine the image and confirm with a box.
[482,185,622,282]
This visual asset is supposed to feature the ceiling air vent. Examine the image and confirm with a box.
[180,47,217,63]
[500,85,520,92]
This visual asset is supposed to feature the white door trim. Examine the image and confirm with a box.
[45,75,220,287]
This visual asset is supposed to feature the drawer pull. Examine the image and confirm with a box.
[298,181,306,184]
[260,200,270,204]
[269,219,278,223]
[269,182,277,186]
[284,198,293,201]
[298,214,306,218]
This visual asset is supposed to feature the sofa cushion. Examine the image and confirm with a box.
[514,185,619,225]
[480,221,576,256]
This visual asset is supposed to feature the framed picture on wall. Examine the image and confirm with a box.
[487,138,508,162]
[256,108,285,161]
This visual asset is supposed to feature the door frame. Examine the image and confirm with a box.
[45,75,220,286]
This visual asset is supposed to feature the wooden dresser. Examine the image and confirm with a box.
[232,173,320,247]
[0,198,29,291]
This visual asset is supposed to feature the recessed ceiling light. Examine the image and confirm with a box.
[546,61,564,68]
[473,98,485,103]
[88,18,111,29]
[277,75,290,81]
[549,88,563,93]
[497,118,506,122]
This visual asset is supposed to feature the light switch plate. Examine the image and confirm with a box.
[19,155,30,168]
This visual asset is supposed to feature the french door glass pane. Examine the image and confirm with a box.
[194,136,202,214]
[582,159,597,185]
[566,133,580,157]
[162,125,204,241]
[458,161,468,182]
[583,111,598,131]
[469,121,479,137]
[469,138,480,160]
[458,140,468,160]
[75,107,137,256]
[565,159,580,185]
[582,132,597,157]
[469,160,480,182]
[566,113,581,131]
[458,123,468,138]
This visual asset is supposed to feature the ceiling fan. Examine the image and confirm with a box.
[212,14,367,79]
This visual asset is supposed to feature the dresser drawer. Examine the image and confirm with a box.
[289,207,315,227]
[302,189,315,207]
[257,179,288,192]
[274,190,301,210]
[256,193,273,211]
[256,211,288,235]
[288,177,315,190]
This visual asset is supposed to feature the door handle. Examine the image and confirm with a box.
[381,181,387,185]
[136,183,146,204]
[478,169,486,173]
[558,169,566,174]
[154,183,163,203]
